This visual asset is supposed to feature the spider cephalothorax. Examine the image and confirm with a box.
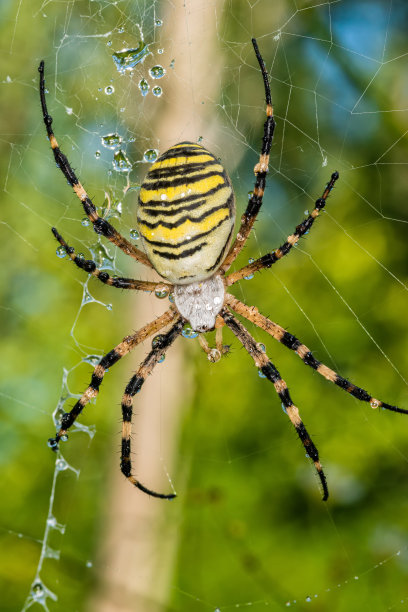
[40,39,408,502]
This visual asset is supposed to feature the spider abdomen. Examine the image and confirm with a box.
[137,142,235,284]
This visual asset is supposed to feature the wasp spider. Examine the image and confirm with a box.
[39,39,408,501]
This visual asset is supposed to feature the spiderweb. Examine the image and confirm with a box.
[1,0,408,610]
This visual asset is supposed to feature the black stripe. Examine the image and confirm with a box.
[141,170,226,191]
[205,223,235,273]
[140,198,208,218]
[281,332,301,351]
[158,145,208,160]
[153,242,206,260]
[122,405,132,422]
[139,182,228,207]
[147,159,218,179]
[138,202,230,230]
[142,217,229,249]
[100,349,121,369]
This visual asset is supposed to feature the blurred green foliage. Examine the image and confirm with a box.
[1,1,408,611]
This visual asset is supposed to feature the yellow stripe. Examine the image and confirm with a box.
[139,208,230,244]
[149,153,215,171]
[139,173,225,204]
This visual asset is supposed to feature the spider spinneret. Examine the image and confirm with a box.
[39,38,408,502]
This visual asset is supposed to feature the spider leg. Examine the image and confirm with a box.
[221,38,275,273]
[38,61,152,268]
[52,227,173,293]
[221,307,329,501]
[120,317,183,499]
[226,171,339,286]
[48,308,178,450]
[226,293,408,416]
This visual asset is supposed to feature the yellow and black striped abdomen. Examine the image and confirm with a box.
[137,142,235,284]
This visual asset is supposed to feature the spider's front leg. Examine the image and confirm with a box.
[221,308,329,501]
[38,61,151,268]
[226,171,339,286]
[52,227,173,293]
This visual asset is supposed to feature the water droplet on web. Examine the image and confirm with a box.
[95,150,101,159]
[152,86,162,97]
[32,582,45,601]
[273,30,281,41]
[144,149,158,163]
[149,65,165,79]
[60,434,68,442]
[130,228,139,240]
[101,133,122,149]
[158,48,164,54]
[118,26,125,34]
[155,18,163,26]
[139,78,150,96]
[305,596,311,602]
[83,354,102,366]
[112,43,149,73]
[244,258,255,280]
[182,324,198,339]
[154,283,169,299]
[65,106,73,115]
[104,85,115,95]
[170,59,175,69]
[56,458,68,471]
[304,209,309,215]
[197,136,203,143]
[322,156,328,167]
[86,560,93,568]
[258,370,266,379]
[81,217,90,227]
[107,40,112,47]
[112,149,131,173]
[56,246,66,258]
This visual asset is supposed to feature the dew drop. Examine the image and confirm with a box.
[152,86,162,97]
[152,334,165,348]
[56,245,66,258]
[112,43,149,73]
[104,85,115,95]
[139,78,150,96]
[112,149,132,173]
[101,133,122,149]
[81,217,90,227]
[86,560,93,568]
[370,399,380,409]
[258,370,266,379]
[305,596,312,603]
[155,18,163,26]
[56,458,68,471]
[182,324,198,339]
[143,149,158,163]
[168,292,175,303]
[170,59,175,69]
[256,343,266,352]
[130,228,139,240]
[60,434,68,442]
[158,48,164,54]
[158,354,165,364]
[154,283,169,299]
[149,65,165,79]
[32,582,45,601]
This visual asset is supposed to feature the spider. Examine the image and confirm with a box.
[39,39,408,501]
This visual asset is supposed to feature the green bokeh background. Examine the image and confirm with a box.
[1,1,408,610]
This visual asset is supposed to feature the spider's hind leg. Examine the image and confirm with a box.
[221,307,329,501]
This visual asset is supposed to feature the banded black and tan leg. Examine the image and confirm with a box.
[221,38,275,273]
[52,227,173,293]
[38,62,152,268]
[226,293,408,416]
[48,308,178,450]
[120,317,184,498]
[226,171,339,286]
[221,307,329,500]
